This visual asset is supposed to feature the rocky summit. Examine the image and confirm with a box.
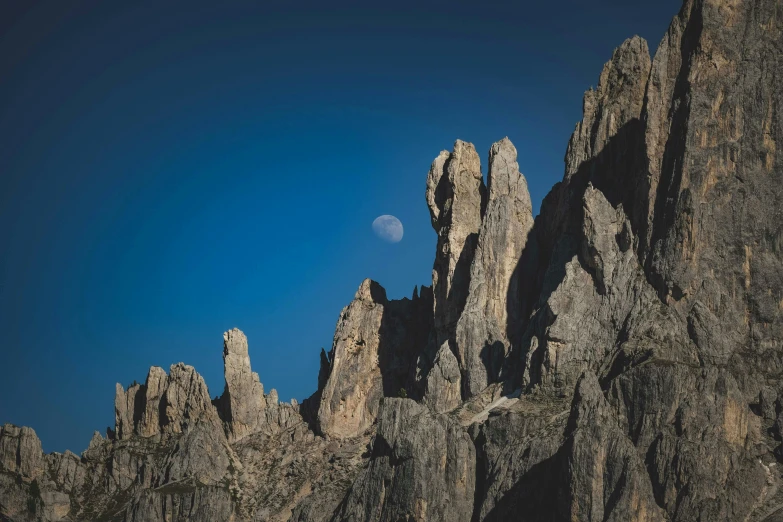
[3,0,783,520]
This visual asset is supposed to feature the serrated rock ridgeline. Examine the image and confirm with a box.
[3,0,783,520]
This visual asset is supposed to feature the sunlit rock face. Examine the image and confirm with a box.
[454,137,534,398]
[114,362,221,441]
[215,328,267,442]
[317,279,388,439]
[426,140,486,357]
[5,0,783,520]
[316,278,433,439]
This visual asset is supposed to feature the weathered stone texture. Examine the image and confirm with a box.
[4,1,783,520]
[216,328,267,442]
[427,140,486,350]
[317,279,432,439]
[454,137,534,397]
[336,398,475,522]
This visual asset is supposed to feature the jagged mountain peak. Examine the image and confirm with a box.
[3,0,783,520]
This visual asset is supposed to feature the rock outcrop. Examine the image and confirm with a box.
[560,372,666,522]
[454,137,534,397]
[1,331,362,522]
[216,328,267,442]
[336,398,476,522]
[3,0,783,520]
[422,341,462,414]
[317,279,432,439]
[114,362,221,441]
[317,279,388,439]
[426,141,486,355]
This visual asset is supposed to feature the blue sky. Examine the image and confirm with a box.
[0,0,682,453]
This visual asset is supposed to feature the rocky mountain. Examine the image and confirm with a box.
[2,0,783,519]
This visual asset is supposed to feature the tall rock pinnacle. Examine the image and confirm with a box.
[454,137,534,398]
[426,140,486,349]
[317,279,387,439]
[564,36,651,182]
[218,328,266,442]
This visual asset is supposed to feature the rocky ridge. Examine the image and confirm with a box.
[2,0,783,520]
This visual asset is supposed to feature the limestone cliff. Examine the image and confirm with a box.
[3,0,783,520]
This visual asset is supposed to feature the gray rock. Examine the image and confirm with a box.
[0,424,43,480]
[454,137,534,398]
[113,362,222,441]
[140,365,167,437]
[124,487,236,522]
[759,387,778,421]
[5,1,783,520]
[609,364,769,520]
[427,140,486,360]
[317,278,432,439]
[336,398,475,522]
[561,372,666,522]
[317,279,388,439]
[156,419,232,487]
[565,35,651,181]
[160,363,222,436]
[114,381,142,440]
[423,341,462,413]
[216,328,267,442]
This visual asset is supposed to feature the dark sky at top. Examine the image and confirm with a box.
[0,0,683,453]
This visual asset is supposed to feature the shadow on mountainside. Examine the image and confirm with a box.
[643,8,700,302]
[477,451,563,522]
[503,116,648,390]
[299,280,434,434]
[377,286,434,401]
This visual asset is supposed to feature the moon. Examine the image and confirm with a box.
[372,215,404,243]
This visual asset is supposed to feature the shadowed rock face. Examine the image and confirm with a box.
[4,1,783,520]
[335,398,476,522]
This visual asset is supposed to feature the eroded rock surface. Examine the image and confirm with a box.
[114,362,222,441]
[4,1,783,520]
[454,137,534,398]
[336,398,475,522]
[1,331,362,522]
[427,140,486,353]
[216,328,267,442]
[317,279,432,439]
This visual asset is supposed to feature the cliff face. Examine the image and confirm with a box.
[2,0,783,520]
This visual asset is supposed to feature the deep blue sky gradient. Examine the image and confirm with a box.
[0,0,682,453]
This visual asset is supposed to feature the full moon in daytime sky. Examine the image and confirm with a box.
[372,215,404,243]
